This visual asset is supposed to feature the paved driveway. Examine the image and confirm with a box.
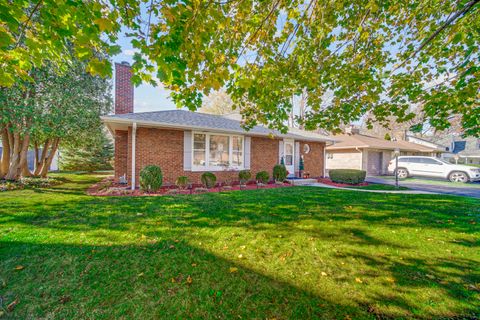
[367,176,480,199]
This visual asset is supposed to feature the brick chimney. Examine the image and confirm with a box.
[115,61,134,114]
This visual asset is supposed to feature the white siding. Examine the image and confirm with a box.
[325,149,363,172]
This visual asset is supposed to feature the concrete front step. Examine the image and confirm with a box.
[287,178,318,186]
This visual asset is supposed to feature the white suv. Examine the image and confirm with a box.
[387,156,480,183]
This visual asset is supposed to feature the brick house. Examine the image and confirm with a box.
[102,62,333,188]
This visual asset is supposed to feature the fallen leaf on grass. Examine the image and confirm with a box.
[137,272,144,277]
[237,254,244,259]
[355,278,363,283]
[14,266,24,271]
[191,263,197,267]
[386,277,395,283]
[186,276,192,284]
[321,272,327,276]
[7,298,19,312]
[59,296,71,304]
[229,267,238,273]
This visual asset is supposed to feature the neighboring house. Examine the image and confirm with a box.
[102,62,334,188]
[326,129,444,175]
[406,134,480,165]
[444,138,480,165]
[405,134,448,153]
[0,143,59,172]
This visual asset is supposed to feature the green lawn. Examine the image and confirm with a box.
[347,184,410,191]
[1,173,479,319]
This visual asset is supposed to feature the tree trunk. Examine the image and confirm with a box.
[22,161,32,177]
[40,138,60,178]
[5,132,21,180]
[5,133,30,181]
[0,128,10,179]
[34,139,50,176]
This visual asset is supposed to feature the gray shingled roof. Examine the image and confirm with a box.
[102,110,334,142]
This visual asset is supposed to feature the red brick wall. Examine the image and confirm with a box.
[300,141,325,177]
[113,127,326,187]
[115,62,134,114]
[114,130,128,180]
[250,136,279,176]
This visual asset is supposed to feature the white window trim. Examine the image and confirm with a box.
[192,131,245,172]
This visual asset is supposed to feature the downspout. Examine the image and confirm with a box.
[131,122,137,190]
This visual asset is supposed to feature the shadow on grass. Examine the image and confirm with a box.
[0,240,365,319]
[2,186,478,235]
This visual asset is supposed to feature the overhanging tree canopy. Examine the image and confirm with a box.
[1,0,479,136]
[127,0,479,136]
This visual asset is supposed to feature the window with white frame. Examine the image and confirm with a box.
[192,132,244,171]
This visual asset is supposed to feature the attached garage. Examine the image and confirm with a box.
[326,132,443,176]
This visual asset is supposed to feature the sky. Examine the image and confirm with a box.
[114,33,177,113]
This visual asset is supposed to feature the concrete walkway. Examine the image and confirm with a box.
[309,182,438,195]
[366,177,480,199]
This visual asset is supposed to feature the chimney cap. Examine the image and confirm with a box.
[120,61,130,66]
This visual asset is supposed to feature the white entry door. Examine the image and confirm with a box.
[283,139,295,177]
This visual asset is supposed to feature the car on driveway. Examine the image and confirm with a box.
[387,156,480,183]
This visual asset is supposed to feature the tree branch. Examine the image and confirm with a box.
[393,0,480,72]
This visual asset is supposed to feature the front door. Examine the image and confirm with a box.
[283,139,295,177]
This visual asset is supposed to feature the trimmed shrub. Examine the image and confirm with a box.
[329,169,366,185]
[238,170,252,184]
[255,171,269,184]
[273,164,288,182]
[139,165,163,192]
[176,176,190,189]
[201,172,217,188]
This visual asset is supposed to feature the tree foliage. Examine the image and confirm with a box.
[199,89,236,115]
[0,0,123,85]
[59,129,114,172]
[2,0,479,136]
[124,0,480,136]
[0,58,111,180]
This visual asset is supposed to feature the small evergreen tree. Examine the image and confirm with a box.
[60,129,113,172]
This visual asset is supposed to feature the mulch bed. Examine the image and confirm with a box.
[87,177,292,197]
[317,178,369,188]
